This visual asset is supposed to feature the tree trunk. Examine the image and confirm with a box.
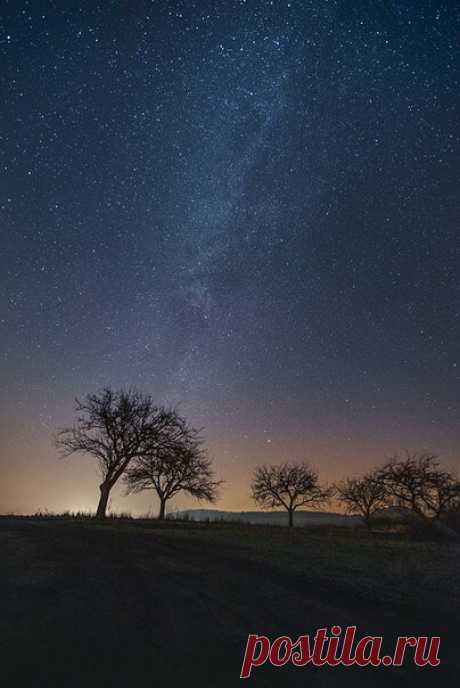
[288,508,294,528]
[158,498,166,520]
[96,482,111,519]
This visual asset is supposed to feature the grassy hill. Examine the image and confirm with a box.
[168,508,361,526]
[1,516,458,687]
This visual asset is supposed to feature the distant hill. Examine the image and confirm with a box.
[167,508,361,527]
[373,505,413,519]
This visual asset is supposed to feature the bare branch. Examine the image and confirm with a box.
[124,427,222,519]
[250,462,331,527]
[335,472,387,529]
[375,451,460,520]
[55,387,182,518]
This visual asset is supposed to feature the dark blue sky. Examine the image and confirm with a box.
[1,0,459,514]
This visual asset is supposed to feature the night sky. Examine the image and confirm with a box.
[1,1,459,515]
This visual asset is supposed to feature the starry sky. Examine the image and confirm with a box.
[1,0,459,515]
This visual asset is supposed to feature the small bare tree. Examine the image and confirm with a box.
[335,473,387,529]
[125,432,222,519]
[56,388,182,519]
[375,451,460,521]
[251,462,331,527]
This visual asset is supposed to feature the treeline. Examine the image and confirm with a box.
[253,454,460,528]
[57,387,460,529]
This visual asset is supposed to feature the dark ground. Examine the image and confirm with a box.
[0,517,458,687]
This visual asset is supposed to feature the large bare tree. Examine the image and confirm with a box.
[375,451,460,521]
[125,431,222,519]
[251,462,331,527]
[56,388,182,518]
[335,473,387,529]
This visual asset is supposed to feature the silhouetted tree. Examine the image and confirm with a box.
[251,462,331,527]
[375,451,460,521]
[125,430,222,519]
[56,388,182,519]
[335,473,386,529]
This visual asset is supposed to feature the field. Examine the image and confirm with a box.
[1,516,458,687]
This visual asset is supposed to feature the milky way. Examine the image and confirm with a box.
[1,1,459,514]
